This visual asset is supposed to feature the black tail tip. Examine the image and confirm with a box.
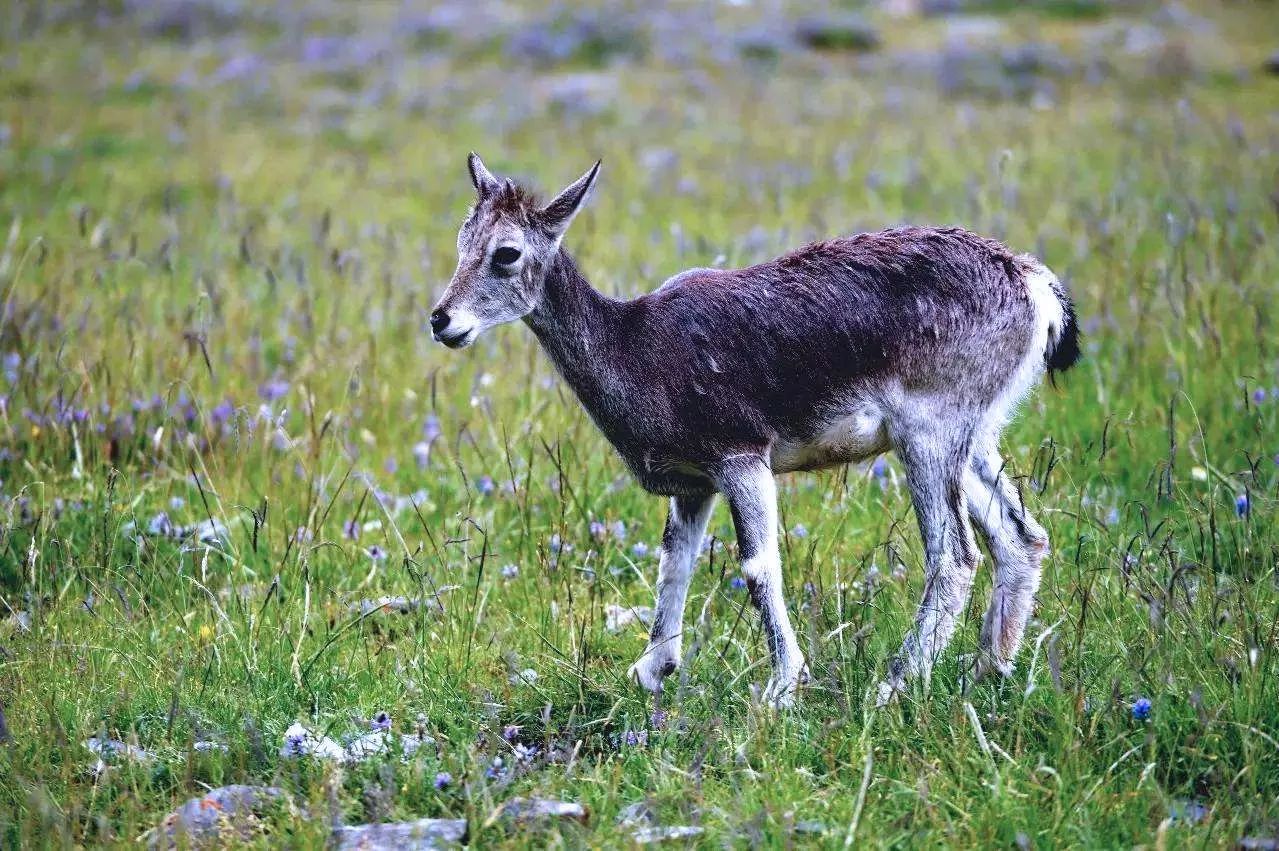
[1047,301,1081,374]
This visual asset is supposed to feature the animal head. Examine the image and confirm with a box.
[430,153,600,348]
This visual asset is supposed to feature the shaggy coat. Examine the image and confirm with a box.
[431,156,1079,707]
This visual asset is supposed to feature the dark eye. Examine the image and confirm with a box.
[493,246,522,267]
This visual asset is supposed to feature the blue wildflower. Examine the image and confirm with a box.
[589,519,606,540]
[1132,697,1152,720]
[630,542,649,559]
[412,441,430,468]
[790,523,808,539]
[433,771,452,790]
[422,415,441,440]
[1236,493,1250,517]
[169,496,185,511]
[476,475,495,495]
[1106,507,1120,526]
[622,729,647,747]
[1254,388,1267,404]
[610,520,627,540]
[367,545,387,562]
[370,712,391,732]
[501,564,519,579]
[549,534,564,553]
[871,456,887,478]
[730,576,748,591]
[384,457,398,475]
[147,512,173,536]
[342,519,360,540]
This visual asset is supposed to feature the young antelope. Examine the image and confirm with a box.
[431,155,1080,707]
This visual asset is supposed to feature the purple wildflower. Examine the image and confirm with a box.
[502,724,520,741]
[433,771,452,790]
[367,545,387,562]
[630,542,649,559]
[622,729,647,747]
[500,564,519,579]
[610,520,627,540]
[1235,493,1249,517]
[871,456,887,478]
[549,534,564,553]
[370,712,391,732]
[342,519,360,540]
[169,496,185,511]
[475,475,495,496]
[1132,697,1152,720]
[422,415,441,440]
[1254,388,1267,404]
[258,379,290,403]
[293,526,312,544]
[790,523,808,539]
[589,519,606,540]
[1106,507,1120,526]
[384,457,398,475]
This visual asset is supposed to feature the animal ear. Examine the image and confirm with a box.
[539,160,601,239]
[467,152,500,197]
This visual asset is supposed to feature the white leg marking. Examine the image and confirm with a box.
[967,441,1048,680]
[877,426,980,707]
[628,494,715,693]
[717,457,807,708]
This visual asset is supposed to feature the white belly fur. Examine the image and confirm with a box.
[771,404,890,473]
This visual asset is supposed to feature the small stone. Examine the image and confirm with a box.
[331,818,468,850]
[349,596,444,617]
[500,798,589,825]
[149,785,286,849]
[605,603,655,634]
[633,825,704,844]
[617,801,657,827]
[1265,50,1279,76]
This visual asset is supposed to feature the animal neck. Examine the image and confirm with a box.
[524,247,620,387]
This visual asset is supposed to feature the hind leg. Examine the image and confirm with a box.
[876,422,982,706]
[966,435,1049,679]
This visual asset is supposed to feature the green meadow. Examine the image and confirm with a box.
[1,0,1277,846]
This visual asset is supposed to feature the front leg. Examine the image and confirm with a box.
[628,493,715,693]
[716,456,808,708]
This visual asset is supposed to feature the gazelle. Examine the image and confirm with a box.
[431,155,1080,707]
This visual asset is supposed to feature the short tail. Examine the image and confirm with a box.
[1046,296,1081,374]
[1019,255,1081,375]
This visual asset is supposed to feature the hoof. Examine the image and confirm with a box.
[628,647,678,694]
[874,678,901,709]
[761,661,809,709]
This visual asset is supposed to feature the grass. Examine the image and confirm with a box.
[1,0,1278,847]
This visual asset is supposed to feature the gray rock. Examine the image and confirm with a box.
[500,797,589,825]
[1265,51,1279,76]
[633,825,704,844]
[149,785,286,849]
[331,818,467,850]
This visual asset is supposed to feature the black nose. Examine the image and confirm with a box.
[430,309,450,333]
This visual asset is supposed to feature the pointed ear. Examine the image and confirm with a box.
[467,152,500,197]
[539,160,601,239]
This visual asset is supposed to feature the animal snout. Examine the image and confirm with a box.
[429,308,451,334]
